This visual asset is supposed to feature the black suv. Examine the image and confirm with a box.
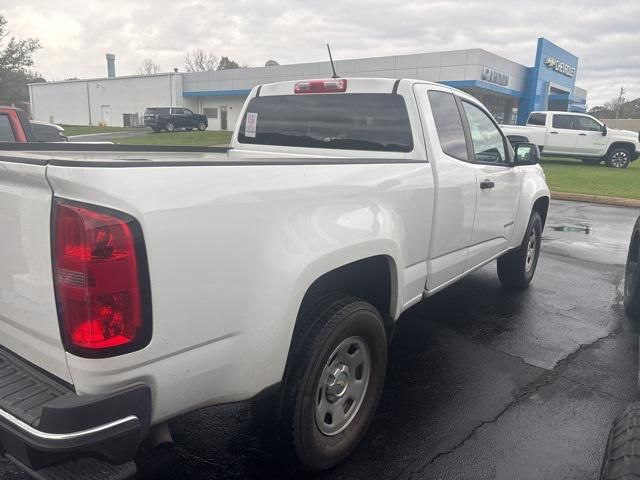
[144,107,208,132]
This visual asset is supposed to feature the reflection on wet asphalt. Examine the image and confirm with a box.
[1,200,639,480]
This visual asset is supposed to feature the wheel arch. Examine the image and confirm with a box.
[607,142,636,156]
[532,196,550,229]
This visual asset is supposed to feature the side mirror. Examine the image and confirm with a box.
[513,143,540,165]
[602,124,608,136]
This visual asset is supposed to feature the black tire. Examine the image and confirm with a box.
[497,210,542,289]
[624,217,640,317]
[165,121,175,132]
[581,158,602,166]
[278,295,388,471]
[599,402,640,479]
[197,122,207,131]
[606,147,631,168]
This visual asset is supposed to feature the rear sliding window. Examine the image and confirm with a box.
[527,113,546,126]
[237,94,413,152]
[0,115,16,142]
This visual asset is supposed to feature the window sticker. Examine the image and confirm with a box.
[245,112,258,138]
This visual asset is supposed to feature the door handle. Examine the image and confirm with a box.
[480,179,495,190]
[578,133,586,136]
[550,131,558,134]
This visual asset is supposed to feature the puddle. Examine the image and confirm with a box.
[549,224,592,234]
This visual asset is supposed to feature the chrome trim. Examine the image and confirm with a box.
[0,407,139,442]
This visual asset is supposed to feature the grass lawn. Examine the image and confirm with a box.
[62,125,141,136]
[541,156,640,200]
[112,130,232,146]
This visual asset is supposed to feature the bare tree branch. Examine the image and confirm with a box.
[136,58,161,75]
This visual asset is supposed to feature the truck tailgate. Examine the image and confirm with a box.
[0,159,71,383]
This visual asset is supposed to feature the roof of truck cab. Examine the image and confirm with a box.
[256,77,463,97]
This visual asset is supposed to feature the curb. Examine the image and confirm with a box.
[551,191,640,208]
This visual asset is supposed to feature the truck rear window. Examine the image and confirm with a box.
[237,94,413,152]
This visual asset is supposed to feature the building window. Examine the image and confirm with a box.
[204,108,218,119]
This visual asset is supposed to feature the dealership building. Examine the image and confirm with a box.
[29,37,586,129]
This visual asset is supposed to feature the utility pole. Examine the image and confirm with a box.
[614,85,625,127]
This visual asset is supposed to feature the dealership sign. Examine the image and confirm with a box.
[543,56,576,77]
[482,67,509,86]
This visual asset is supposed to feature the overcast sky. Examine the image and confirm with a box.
[3,0,639,107]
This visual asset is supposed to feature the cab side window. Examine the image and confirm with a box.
[552,115,575,130]
[428,90,468,161]
[575,116,602,132]
[0,115,16,143]
[461,101,507,164]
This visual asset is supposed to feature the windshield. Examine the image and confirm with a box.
[237,94,413,152]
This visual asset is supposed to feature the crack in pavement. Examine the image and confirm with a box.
[407,326,623,479]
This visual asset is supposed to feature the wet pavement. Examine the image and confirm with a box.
[2,199,639,480]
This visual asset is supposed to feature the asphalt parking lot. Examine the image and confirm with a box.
[1,199,638,480]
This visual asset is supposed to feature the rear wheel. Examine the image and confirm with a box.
[624,218,640,317]
[497,210,542,289]
[278,296,388,471]
[599,402,640,479]
[606,147,631,168]
[165,121,175,132]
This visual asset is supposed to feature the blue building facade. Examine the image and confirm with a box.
[516,38,586,124]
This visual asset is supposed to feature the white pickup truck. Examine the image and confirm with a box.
[502,111,640,168]
[0,78,549,478]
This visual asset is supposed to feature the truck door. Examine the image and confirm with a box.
[415,86,477,290]
[544,114,578,154]
[458,99,520,266]
[574,115,607,156]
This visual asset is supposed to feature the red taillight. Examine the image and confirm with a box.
[53,199,151,357]
[294,79,347,94]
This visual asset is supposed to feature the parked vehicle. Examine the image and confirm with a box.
[0,78,549,478]
[0,106,37,142]
[31,120,68,142]
[143,106,208,132]
[598,216,640,480]
[501,111,640,168]
[624,216,640,317]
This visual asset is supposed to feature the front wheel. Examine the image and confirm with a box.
[497,210,542,289]
[606,147,631,168]
[197,122,207,131]
[279,296,388,471]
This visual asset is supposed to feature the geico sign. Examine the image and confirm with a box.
[543,56,576,77]
[482,67,509,86]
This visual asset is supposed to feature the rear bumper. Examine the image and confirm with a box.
[0,346,151,470]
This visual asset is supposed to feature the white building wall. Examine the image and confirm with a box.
[30,81,91,125]
[30,74,183,127]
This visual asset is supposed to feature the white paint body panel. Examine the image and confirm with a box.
[1,78,549,425]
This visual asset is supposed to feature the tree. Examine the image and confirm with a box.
[184,49,218,72]
[217,56,241,70]
[0,15,42,106]
[136,58,161,75]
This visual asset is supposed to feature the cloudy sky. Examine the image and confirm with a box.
[3,0,639,106]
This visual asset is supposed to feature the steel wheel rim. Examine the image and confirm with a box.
[525,230,536,272]
[167,123,174,131]
[315,336,371,436]
[611,151,628,167]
